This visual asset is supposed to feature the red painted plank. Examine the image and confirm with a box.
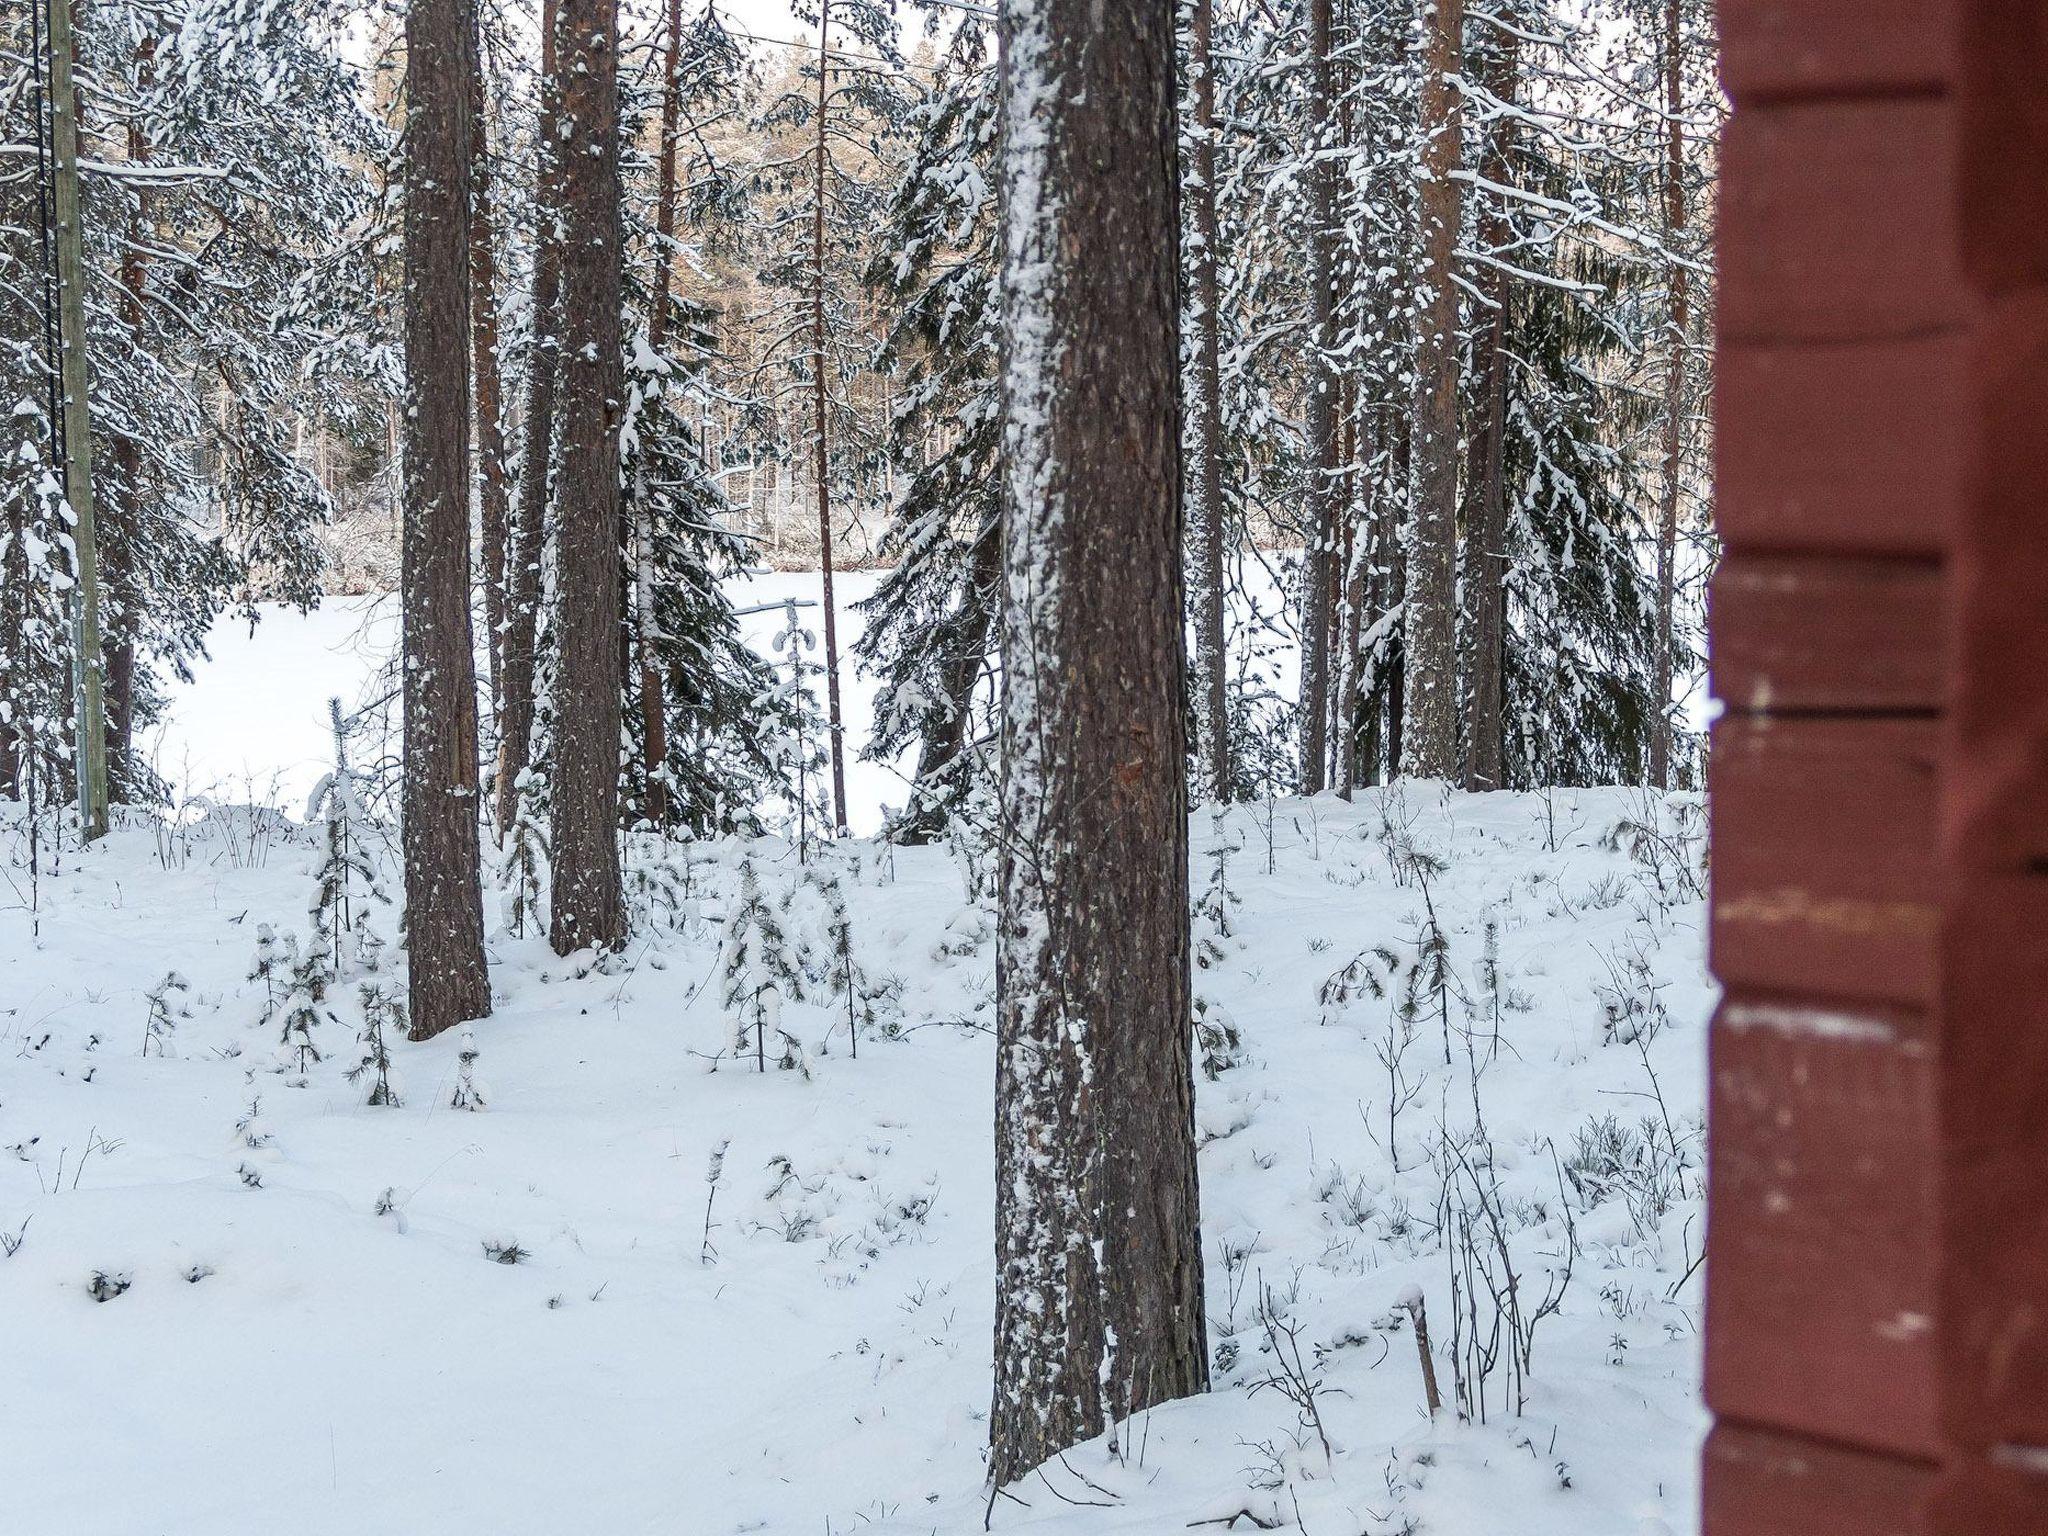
[1942,880,2048,1455]
[1707,1000,1939,1458]
[1721,0,1957,105]
[1721,97,1965,346]
[1703,1422,1932,1536]
[1947,291,2048,865]
[1711,718,1941,1008]
[1716,334,1962,558]
[1712,555,1944,715]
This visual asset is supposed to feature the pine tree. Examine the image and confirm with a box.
[749,0,906,839]
[547,0,627,954]
[1402,0,1466,779]
[857,22,1002,842]
[400,0,492,1037]
[989,0,1206,1486]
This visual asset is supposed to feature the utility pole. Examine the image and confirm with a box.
[46,0,109,840]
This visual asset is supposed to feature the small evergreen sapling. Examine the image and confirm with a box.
[248,923,292,1027]
[349,979,406,1107]
[142,972,193,1057]
[1194,808,1242,970]
[719,859,812,1075]
[497,771,549,939]
[449,1026,488,1111]
[277,941,335,1080]
[305,699,390,976]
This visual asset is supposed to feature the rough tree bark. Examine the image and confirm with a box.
[1401,0,1464,779]
[1462,20,1516,793]
[469,24,511,715]
[493,0,562,837]
[1189,0,1231,800]
[400,0,492,1040]
[812,0,850,837]
[1648,0,1688,790]
[1297,0,1337,794]
[547,0,627,954]
[989,0,1208,1490]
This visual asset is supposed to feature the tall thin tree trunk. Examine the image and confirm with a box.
[106,36,155,800]
[1462,22,1515,793]
[634,0,685,830]
[470,28,511,719]
[493,0,561,837]
[1190,0,1231,800]
[1649,0,1688,790]
[401,0,492,1039]
[989,0,1207,1489]
[812,0,850,837]
[1297,0,1337,794]
[547,0,627,953]
[1401,0,1464,779]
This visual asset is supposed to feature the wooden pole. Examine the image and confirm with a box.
[47,0,108,841]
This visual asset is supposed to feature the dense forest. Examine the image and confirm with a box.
[1,1,1720,1528]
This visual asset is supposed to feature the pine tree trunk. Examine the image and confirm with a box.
[493,0,562,837]
[1461,24,1515,793]
[1649,0,1688,790]
[634,0,685,830]
[1401,0,1464,779]
[1297,0,1337,794]
[990,0,1207,1489]
[469,32,511,719]
[401,0,492,1040]
[547,0,627,953]
[1190,0,1231,800]
[813,0,850,837]
[106,40,152,801]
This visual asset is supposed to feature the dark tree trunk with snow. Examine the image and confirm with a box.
[1297,0,1337,795]
[1462,24,1516,793]
[989,0,1207,1489]
[401,0,492,1040]
[494,0,562,837]
[470,30,511,715]
[547,0,627,954]
[1402,0,1464,779]
[1648,0,1688,790]
[1189,0,1231,800]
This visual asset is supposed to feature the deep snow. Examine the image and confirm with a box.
[1,779,1711,1535]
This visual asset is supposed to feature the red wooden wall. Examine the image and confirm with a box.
[1709,2,2048,1530]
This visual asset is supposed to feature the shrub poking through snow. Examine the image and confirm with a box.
[349,979,405,1107]
[277,942,334,1080]
[497,777,549,939]
[1194,807,1241,970]
[1194,994,1244,1079]
[720,859,811,1074]
[449,1026,487,1111]
[248,924,292,1028]
[305,698,390,976]
[141,972,193,1057]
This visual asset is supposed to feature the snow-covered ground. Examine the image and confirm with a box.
[0,782,1711,1535]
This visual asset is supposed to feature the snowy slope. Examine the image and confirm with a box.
[0,786,1710,1535]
